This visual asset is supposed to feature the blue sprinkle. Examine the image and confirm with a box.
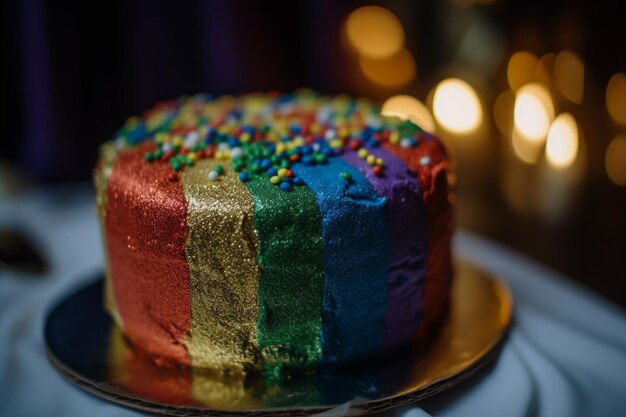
[290,124,301,134]
[368,139,381,148]
[410,138,418,147]
[302,155,314,165]
[260,159,271,170]
[239,172,250,182]
[267,168,278,176]
[280,182,293,192]
[301,146,313,155]
[321,147,333,156]
[293,176,304,186]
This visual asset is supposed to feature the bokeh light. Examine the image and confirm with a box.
[546,113,579,169]
[514,83,555,142]
[605,136,626,186]
[606,73,626,125]
[432,78,483,134]
[493,90,515,136]
[345,6,405,59]
[511,128,542,164]
[381,95,435,132]
[553,50,584,104]
[507,51,539,92]
[358,47,416,87]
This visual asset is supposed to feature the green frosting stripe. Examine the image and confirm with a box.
[245,176,325,368]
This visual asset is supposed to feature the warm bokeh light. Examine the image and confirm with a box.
[507,51,539,92]
[432,78,483,134]
[546,113,579,169]
[345,6,405,59]
[381,95,435,132]
[536,53,556,88]
[605,136,626,186]
[493,90,515,136]
[606,73,626,125]
[511,128,542,164]
[514,83,555,142]
[553,50,584,104]
[358,47,416,87]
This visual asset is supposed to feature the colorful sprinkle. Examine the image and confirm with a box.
[208,171,219,181]
[340,172,352,181]
[420,156,432,166]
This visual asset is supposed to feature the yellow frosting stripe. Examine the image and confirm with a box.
[93,141,123,328]
[181,160,261,370]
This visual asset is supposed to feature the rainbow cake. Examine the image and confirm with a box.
[93,91,453,373]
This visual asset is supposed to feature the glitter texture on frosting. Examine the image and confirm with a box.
[245,174,325,369]
[290,157,390,362]
[341,146,427,349]
[105,142,192,366]
[97,91,453,371]
[181,159,261,371]
[383,133,454,331]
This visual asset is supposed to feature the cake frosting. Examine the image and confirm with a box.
[94,91,453,372]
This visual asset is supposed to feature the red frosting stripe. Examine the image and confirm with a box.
[383,133,454,331]
[105,142,192,366]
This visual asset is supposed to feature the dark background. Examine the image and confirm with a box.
[1,0,625,306]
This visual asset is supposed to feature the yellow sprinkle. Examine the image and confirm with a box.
[310,123,321,134]
[277,168,288,178]
[367,155,376,166]
[172,135,184,147]
[240,132,251,143]
[330,139,343,149]
[187,152,198,162]
[390,131,400,144]
[293,136,305,146]
[358,148,369,159]
[125,116,139,129]
[270,176,281,184]
[376,158,384,167]
[155,132,170,144]
[267,131,279,142]
[275,143,286,154]
[338,126,349,138]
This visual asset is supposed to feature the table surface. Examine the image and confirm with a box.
[1,183,626,417]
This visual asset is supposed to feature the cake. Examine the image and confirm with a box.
[93,91,453,373]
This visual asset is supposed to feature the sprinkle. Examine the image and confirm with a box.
[230,147,243,158]
[280,182,292,192]
[376,158,384,167]
[340,172,352,181]
[389,131,400,144]
[293,176,304,185]
[373,165,383,176]
[208,171,219,181]
[144,152,154,162]
[267,168,278,176]
[270,175,281,184]
[171,159,182,171]
[239,172,250,182]
[366,155,376,166]
[400,138,412,148]
[358,148,368,159]
[277,168,288,178]
[420,156,432,166]
[187,152,198,162]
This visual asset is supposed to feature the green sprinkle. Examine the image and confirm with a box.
[154,149,163,159]
[144,152,154,162]
[251,163,262,174]
[171,160,182,171]
[340,172,352,181]
[214,165,224,174]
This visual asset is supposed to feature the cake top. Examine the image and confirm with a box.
[111,90,430,190]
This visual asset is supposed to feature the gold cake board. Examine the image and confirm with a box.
[45,260,513,416]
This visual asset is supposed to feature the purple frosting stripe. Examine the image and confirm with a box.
[341,147,427,348]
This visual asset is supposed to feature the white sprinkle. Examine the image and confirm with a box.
[115,137,126,149]
[218,143,229,151]
[366,115,382,129]
[184,131,199,147]
[230,147,243,158]
[324,129,336,141]
[420,156,432,166]
[162,143,172,152]
[400,138,412,148]
[208,171,219,181]
[312,143,321,151]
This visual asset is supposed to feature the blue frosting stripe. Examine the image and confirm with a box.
[291,157,390,362]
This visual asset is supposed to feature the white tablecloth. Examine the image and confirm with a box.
[1,183,626,417]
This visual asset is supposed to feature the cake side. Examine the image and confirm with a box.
[94,92,453,371]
